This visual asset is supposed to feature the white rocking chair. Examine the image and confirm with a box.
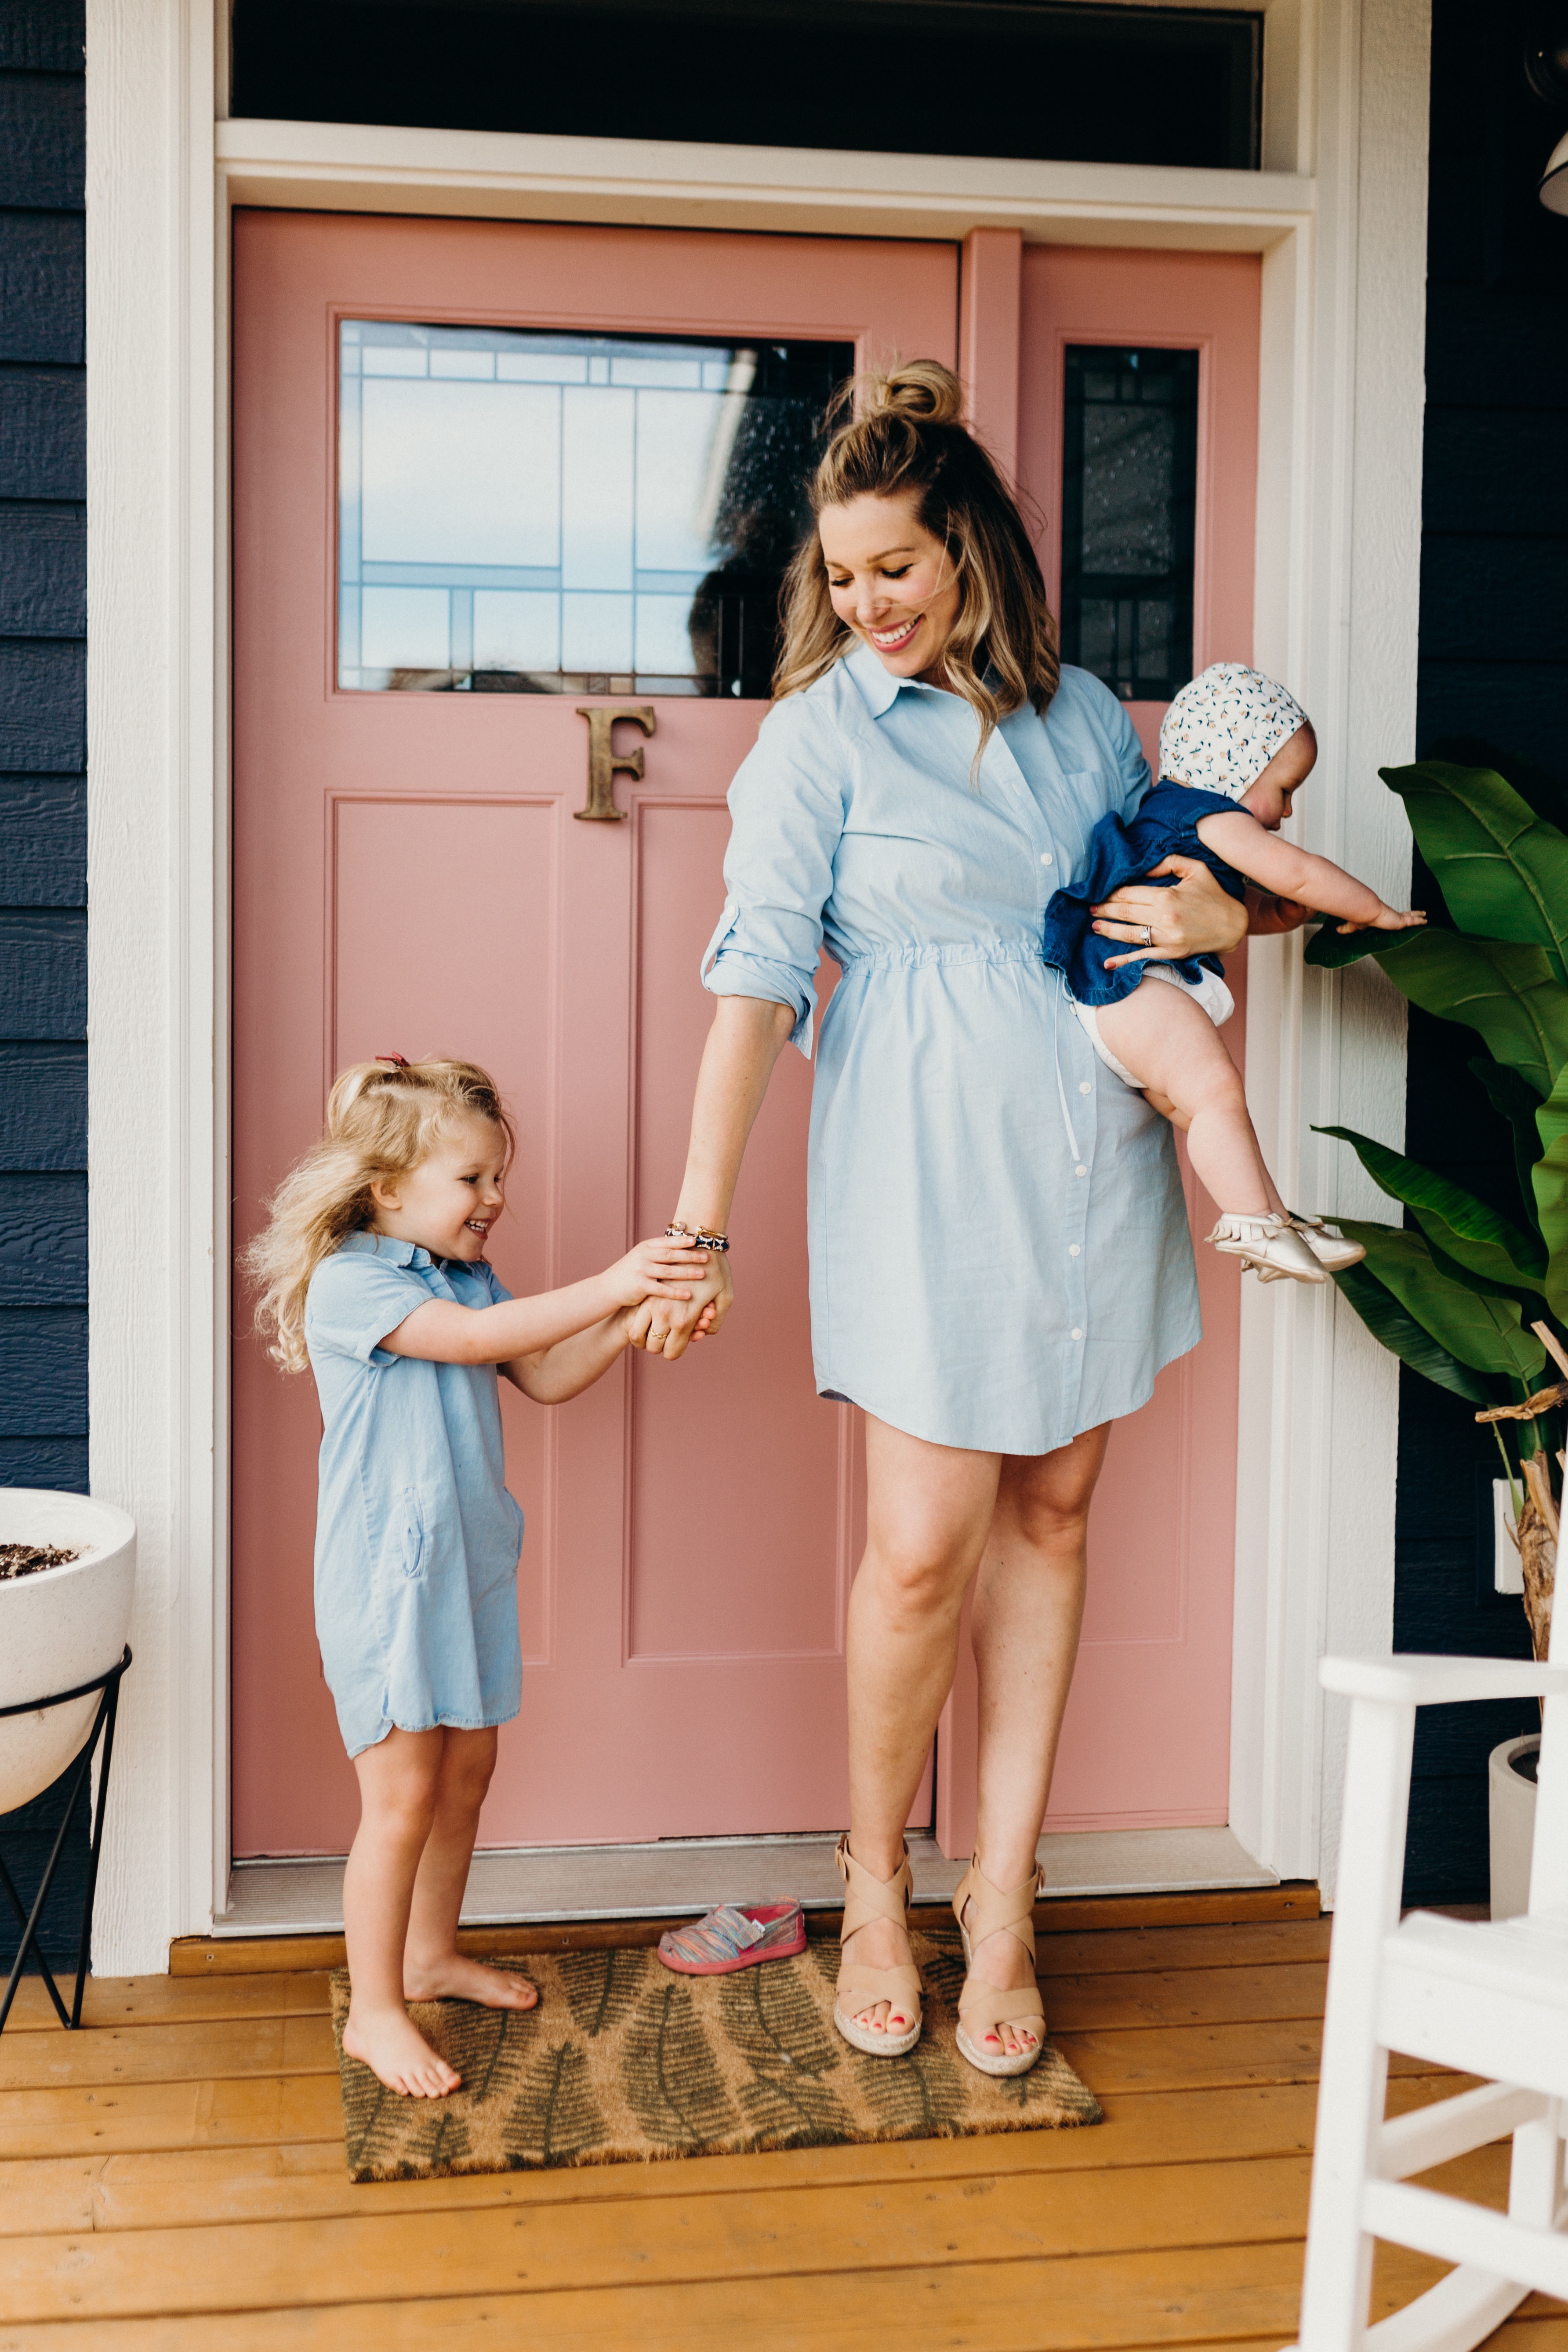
[1293,1642,1568,2351]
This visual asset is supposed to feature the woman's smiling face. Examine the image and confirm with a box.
[819,494,961,686]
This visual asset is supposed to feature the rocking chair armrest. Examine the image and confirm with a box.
[1320,1654,1568,1708]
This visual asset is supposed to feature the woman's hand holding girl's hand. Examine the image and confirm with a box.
[602,1237,711,1314]
[637,1251,733,1360]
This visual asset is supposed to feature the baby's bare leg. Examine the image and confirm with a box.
[1095,980,1274,1215]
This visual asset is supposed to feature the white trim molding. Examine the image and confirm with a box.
[83,0,1426,1966]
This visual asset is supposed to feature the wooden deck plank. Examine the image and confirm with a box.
[0,2077,340,2161]
[1038,1918,1333,1975]
[0,2239,1464,2352]
[0,2139,1524,2327]
[2,1975,332,2035]
[0,1946,1328,2044]
[0,2018,336,2093]
[0,2071,1479,2234]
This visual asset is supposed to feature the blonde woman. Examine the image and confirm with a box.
[246,1056,711,2099]
[646,365,1307,2076]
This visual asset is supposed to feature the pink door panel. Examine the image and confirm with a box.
[231,212,954,1854]
[938,239,1260,1850]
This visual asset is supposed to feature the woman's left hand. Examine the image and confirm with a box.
[1092,854,1250,971]
[635,1252,733,1359]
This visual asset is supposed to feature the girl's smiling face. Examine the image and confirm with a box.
[819,494,962,686]
[368,1112,507,1262]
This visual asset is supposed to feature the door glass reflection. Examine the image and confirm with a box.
[1058,345,1199,704]
[338,322,852,695]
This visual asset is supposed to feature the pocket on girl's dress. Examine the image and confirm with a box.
[391,1486,428,1580]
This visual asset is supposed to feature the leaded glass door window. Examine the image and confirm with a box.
[1058,345,1199,705]
[337,322,850,696]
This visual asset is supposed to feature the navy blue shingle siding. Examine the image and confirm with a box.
[1401,0,1568,1903]
[0,0,88,1967]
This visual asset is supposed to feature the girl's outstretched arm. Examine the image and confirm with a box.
[1194,809,1425,933]
[378,1237,709,1368]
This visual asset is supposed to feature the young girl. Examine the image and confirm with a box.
[1042,663,1425,1284]
[246,1055,715,2099]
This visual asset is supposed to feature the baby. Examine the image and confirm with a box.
[1041,664,1424,1284]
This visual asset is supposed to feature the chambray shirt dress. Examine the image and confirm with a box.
[701,646,1202,1455]
[305,1231,524,1757]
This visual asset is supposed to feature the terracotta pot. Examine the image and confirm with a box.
[0,1491,136,1815]
[1488,1733,1541,1922]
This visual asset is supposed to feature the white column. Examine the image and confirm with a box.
[85,0,221,1971]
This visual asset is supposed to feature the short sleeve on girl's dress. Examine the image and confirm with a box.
[305,1249,434,1368]
[700,694,848,1058]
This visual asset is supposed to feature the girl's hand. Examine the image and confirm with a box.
[1338,905,1427,935]
[1092,854,1250,972]
[602,1236,711,1313]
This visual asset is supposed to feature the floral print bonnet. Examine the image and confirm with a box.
[1158,663,1309,800]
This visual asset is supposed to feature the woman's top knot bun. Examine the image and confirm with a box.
[861,359,966,430]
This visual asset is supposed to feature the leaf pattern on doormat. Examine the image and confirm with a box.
[330,1934,1100,2182]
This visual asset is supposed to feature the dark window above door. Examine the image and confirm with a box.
[232,0,1263,173]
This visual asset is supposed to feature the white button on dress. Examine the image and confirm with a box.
[702,644,1201,1453]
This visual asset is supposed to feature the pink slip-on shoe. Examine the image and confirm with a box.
[657,1902,806,1975]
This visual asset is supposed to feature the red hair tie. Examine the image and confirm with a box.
[375,1053,410,1068]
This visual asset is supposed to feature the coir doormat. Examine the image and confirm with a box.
[330,1924,1101,2180]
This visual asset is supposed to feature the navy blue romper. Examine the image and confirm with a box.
[1040,781,1248,1009]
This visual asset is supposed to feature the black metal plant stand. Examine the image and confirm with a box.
[0,1646,131,2033]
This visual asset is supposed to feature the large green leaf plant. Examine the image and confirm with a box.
[1305,752,1567,1646]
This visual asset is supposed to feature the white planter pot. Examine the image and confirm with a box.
[1489,1733,1541,1922]
[0,1491,136,1816]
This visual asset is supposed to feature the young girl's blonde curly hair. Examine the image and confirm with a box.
[773,358,1059,760]
[243,1056,515,1375]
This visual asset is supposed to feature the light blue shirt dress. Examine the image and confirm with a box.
[305,1232,524,1757]
[701,646,1202,1455]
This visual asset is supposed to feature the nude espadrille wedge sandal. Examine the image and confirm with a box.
[832,1835,924,2058]
[952,1858,1048,2078]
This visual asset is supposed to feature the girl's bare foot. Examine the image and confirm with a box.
[342,2003,461,2097]
[403,1953,539,2011]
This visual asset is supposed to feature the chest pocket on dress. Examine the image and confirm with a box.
[1048,773,1101,876]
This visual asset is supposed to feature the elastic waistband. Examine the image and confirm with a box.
[836,940,1051,975]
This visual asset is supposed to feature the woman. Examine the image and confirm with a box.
[641,363,1303,2076]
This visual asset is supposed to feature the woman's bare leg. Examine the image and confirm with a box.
[842,1419,1002,2038]
[402,1726,537,2013]
[963,1423,1110,2055]
[1096,979,1275,1214]
[341,1727,460,2097]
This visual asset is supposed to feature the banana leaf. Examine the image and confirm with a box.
[1469,1057,1546,1233]
[1535,1061,1568,1326]
[1329,1260,1498,1404]
[1313,1124,1546,1288]
[1303,921,1388,969]
[1332,1219,1547,1383]
[1423,734,1568,840]
[1369,930,1568,1097]
[1379,762,1568,983]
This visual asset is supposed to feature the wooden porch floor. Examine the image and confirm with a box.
[0,1890,1564,2350]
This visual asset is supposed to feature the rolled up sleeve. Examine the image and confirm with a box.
[701,699,846,1058]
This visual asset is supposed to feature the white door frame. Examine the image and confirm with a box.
[83,0,1429,1969]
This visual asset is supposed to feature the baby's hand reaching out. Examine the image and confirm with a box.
[602,1236,710,1314]
[1336,905,1427,936]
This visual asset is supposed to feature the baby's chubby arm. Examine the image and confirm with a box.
[378,1237,712,1403]
[1194,809,1425,935]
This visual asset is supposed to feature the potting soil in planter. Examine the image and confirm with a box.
[0,1545,79,1582]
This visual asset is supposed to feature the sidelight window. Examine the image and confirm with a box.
[1058,345,1199,707]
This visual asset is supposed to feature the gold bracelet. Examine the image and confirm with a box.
[666,1221,730,1253]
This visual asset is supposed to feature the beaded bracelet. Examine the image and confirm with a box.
[666,1221,730,1253]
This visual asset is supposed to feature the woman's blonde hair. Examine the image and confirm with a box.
[774,359,1059,757]
[243,1056,515,1374]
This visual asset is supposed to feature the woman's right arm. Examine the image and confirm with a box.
[639,995,799,1360]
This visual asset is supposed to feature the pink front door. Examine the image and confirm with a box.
[230,212,956,1855]
[231,214,1260,1863]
